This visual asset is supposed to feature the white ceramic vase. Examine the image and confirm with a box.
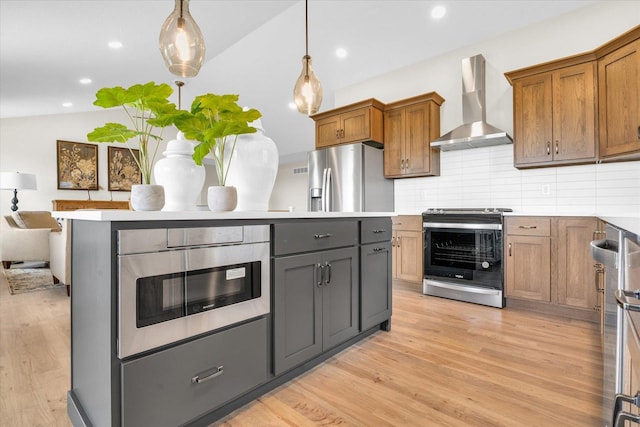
[224,117,279,211]
[207,186,237,212]
[130,184,165,211]
[153,132,205,211]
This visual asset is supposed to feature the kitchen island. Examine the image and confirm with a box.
[54,210,393,427]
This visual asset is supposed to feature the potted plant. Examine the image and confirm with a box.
[173,94,261,211]
[87,81,180,211]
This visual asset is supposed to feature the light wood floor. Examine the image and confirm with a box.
[0,273,603,427]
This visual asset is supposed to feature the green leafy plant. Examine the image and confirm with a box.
[86,82,180,184]
[173,94,261,186]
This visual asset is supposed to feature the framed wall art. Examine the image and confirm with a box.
[108,146,141,191]
[56,140,98,190]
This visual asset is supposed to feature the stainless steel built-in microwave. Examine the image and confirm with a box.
[118,225,270,359]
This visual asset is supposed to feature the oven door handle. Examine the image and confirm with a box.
[423,222,502,231]
[613,392,640,426]
[615,289,640,312]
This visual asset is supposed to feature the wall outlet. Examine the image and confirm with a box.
[541,184,551,195]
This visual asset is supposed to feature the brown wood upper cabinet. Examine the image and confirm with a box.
[598,37,640,159]
[506,61,597,168]
[383,92,444,178]
[311,99,384,149]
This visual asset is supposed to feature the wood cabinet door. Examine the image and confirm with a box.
[396,230,423,283]
[383,109,405,177]
[555,217,598,310]
[321,246,359,350]
[513,73,553,166]
[552,62,597,162]
[315,115,340,148]
[505,235,551,302]
[341,108,370,143]
[404,102,432,176]
[598,39,640,158]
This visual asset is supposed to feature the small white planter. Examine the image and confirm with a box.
[207,186,237,212]
[130,184,165,211]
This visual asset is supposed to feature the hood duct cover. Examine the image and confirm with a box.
[431,54,513,151]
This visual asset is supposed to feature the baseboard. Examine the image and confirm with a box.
[506,297,599,323]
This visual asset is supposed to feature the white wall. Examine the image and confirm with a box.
[335,1,640,216]
[0,110,179,216]
[269,160,309,212]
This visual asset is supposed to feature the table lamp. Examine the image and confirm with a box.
[0,172,37,211]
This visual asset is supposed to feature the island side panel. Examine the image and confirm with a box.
[69,220,119,426]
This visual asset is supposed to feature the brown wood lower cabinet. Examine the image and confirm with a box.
[391,215,423,285]
[505,216,599,321]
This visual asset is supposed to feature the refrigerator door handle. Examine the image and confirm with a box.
[324,167,332,212]
[321,168,328,212]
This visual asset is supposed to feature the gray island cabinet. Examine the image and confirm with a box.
[57,211,392,427]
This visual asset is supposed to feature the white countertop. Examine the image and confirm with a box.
[52,210,395,222]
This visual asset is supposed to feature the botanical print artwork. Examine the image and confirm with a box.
[56,140,98,190]
[108,146,141,191]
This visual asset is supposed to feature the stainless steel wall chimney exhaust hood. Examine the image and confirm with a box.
[431,54,513,151]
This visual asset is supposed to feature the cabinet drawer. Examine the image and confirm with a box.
[506,217,551,236]
[392,215,422,231]
[121,317,268,427]
[273,221,358,256]
[361,218,392,244]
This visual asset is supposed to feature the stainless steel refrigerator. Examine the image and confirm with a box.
[308,143,393,212]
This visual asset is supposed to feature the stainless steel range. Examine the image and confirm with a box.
[422,208,512,308]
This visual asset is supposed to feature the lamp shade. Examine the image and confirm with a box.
[0,172,37,190]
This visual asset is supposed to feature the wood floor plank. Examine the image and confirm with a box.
[0,272,603,427]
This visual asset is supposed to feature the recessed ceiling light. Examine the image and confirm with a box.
[108,41,123,49]
[288,102,297,110]
[79,78,92,85]
[62,102,73,108]
[335,48,348,59]
[431,5,446,19]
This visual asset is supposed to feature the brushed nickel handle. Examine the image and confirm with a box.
[316,263,323,286]
[594,264,605,292]
[372,229,386,233]
[324,261,332,285]
[555,141,559,155]
[519,225,537,229]
[373,247,386,252]
[405,158,409,169]
[314,233,333,239]
[401,159,404,169]
[546,141,551,155]
[508,242,512,257]
[192,366,224,384]
[397,236,401,248]
[391,236,396,247]
[335,130,340,139]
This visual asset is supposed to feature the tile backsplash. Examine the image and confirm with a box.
[395,144,640,216]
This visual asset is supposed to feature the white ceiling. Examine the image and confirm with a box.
[0,0,598,160]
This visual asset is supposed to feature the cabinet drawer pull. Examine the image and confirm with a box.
[405,158,409,169]
[373,247,386,252]
[400,159,405,170]
[391,236,396,247]
[546,141,551,155]
[316,263,323,286]
[397,236,401,248]
[372,229,386,234]
[508,242,512,257]
[314,233,333,239]
[335,130,340,139]
[192,366,224,384]
[555,141,559,155]
[518,225,537,229]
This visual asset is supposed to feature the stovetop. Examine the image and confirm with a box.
[423,208,513,215]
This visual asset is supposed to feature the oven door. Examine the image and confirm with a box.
[423,222,503,289]
[118,242,269,359]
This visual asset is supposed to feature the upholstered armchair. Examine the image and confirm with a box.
[1,211,69,293]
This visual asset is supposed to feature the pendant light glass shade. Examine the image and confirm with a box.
[294,55,323,115]
[159,0,206,78]
[293,0,322,115]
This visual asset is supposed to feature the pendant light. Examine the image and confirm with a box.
[159,0,206,78]
[293,0,323,115]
